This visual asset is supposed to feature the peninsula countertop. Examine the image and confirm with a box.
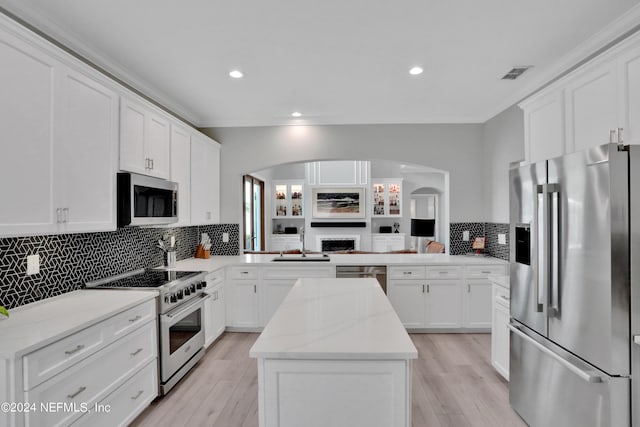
[249,278,418,360]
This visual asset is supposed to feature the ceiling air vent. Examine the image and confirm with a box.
[501,66,532,80]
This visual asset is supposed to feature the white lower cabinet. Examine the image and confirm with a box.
[227,267,260,328]
[491,282,510,380]
[388,264,506,331]
[71,360,157,427]
[1,298,158,427]
[204,270,226,347]
[462,279,493,328]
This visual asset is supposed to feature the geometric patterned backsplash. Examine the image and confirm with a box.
[449,222,509,261]
[0,224,239,309]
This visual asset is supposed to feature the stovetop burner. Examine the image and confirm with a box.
[86,269,201,289]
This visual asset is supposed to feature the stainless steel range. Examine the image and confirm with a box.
[86,268,208,395]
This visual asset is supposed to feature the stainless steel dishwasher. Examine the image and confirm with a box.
[335,266,387,294]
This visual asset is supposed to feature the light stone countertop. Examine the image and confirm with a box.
[163,253,508,273]
[249,278,418,360]
[0,289,157,358]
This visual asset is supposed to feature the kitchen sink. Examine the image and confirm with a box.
[271,254,331,262]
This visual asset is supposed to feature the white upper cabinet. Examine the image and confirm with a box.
[55,67,119,234]
[120,97,171,179]
[0,25,57,236]
[190,135,221,225]
[564,62,618,153]
[306,160,369,186]
[520,31,640,163]
[617,37,640,145]
[170,124,192,226]
[0,20,118,237]
[521,90,565,163]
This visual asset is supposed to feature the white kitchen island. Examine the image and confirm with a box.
[249,278,418,427]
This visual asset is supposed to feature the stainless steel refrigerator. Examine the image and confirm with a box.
[509,143,640,427]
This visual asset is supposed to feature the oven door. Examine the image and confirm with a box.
[159,295,206,382]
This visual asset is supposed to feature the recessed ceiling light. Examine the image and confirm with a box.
[229,70,243,79]
[409,66,423,75]
[291,111,302,117]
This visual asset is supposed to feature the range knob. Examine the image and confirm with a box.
[184,287,191,296]
[200,281,207,289]
[190,283,196,293]
[177,290,184,300]
[196,282,203,289]
[164,295,170,304]
[170,294,177,303]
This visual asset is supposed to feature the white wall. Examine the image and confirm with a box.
[481,105,524,223]
[202,123,484,226]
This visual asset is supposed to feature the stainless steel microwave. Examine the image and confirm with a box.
[117,173,178,226]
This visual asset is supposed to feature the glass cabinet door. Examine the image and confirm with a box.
[273,181,304,218]
[372,180,402,217]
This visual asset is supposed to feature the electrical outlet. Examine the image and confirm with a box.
[27,254,40,275]
[222,232,229,243]
[462,230,470,241]
[498,233,507,245]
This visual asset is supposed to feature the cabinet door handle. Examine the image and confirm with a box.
[467,284,471,293]
[609,129,617,144]
[427,284,430,293]
[145,158,149,169]
[150,158,154,170]
[254,284,257,293]
[67,386,87,399]
[129,315,142,323]
[130,348,143,356]
[65,344,85,356]
[131,390,144,400]
[422,284,425,293]
[63,207,69,223]
[56,208,62,224]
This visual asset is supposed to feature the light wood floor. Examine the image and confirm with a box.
[130,332,526,427]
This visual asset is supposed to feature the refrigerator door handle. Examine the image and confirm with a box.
[536,185,547,313]
[508,323,603,383]
[548,184,561,317]
[634,336,640,346]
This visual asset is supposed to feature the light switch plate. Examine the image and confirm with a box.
[222,232,229,243]
[498,233,507,245]
[27,254,40,275]
[462,230,470,241]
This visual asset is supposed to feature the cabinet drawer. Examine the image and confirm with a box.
[111,299,156,339]
[25,321,157,427]
[205,269,225,285]
[262,266,334,279]
[465,265,507,279]
[230,266,259,279]
[23,321,108,391]
[72,360,158,427]
[426,266,462,279]
[389,266,426,279]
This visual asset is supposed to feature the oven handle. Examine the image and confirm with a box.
[163,294,209,320]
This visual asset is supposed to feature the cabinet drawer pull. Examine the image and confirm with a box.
[403,271,412,275]
[131,390,144,400]
[481,270,491,274]
[67,386,87,399]
[129,315,142,323]
[439,271,449,275]
[65,344,85,356]
[130,348,144,356]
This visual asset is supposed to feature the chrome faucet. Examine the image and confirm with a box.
[300,227,307,257]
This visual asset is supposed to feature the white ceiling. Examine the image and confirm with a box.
[2,0,640,127]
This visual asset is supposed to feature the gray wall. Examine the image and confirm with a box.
[201,123,485,224]
[481,105,524,223]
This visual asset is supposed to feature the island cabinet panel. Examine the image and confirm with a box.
[204,270,226,347]
[259,359,411,427]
